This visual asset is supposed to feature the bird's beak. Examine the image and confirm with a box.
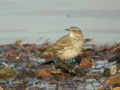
[65,29,71,31]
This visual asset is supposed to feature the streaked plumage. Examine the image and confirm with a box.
[41,26,84,60]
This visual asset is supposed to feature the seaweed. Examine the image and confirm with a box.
[0,40,120,90]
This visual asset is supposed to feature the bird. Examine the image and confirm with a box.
[40,26,84,61]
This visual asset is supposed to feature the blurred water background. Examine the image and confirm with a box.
[0,0,120,45]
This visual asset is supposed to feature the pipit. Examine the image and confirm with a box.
[41,26,84,61]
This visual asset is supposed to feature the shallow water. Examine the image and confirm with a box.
[0,16,120,45]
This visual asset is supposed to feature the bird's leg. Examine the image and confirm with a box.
[75,56,82,64]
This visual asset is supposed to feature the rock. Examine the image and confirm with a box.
[35,67,51,77]
[111,64,117,75]
[80,57,93,68]
[104,75,120,85]
[0,85,4,90]
[112,87,120,90]
[0,67,15,80]
[97,87,105,90]
[103,68,111,77]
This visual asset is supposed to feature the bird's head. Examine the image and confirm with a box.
[65,26,83,38]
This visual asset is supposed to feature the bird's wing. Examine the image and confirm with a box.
[42,35,72,56]
[51,35,72,51]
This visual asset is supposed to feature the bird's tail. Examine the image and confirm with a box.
[38,48,54,59]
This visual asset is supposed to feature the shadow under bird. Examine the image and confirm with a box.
[40,26,84,61]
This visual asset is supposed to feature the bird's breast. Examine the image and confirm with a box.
[57,48,79,60]
[71,38,84,50]
[56,40,83,60]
